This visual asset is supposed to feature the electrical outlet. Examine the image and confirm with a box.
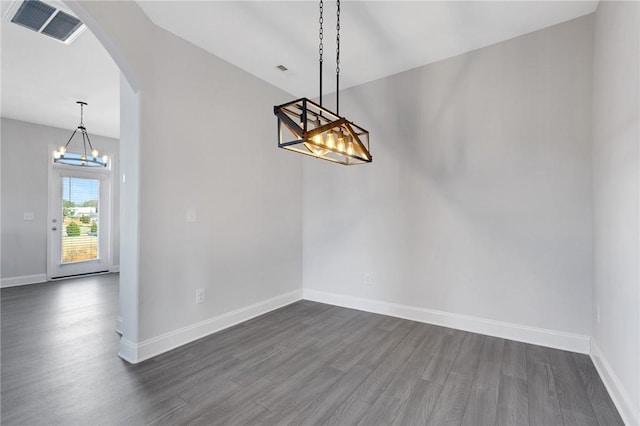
[364,274,372,287]
[596,305,601,324]
[195,288,205,304]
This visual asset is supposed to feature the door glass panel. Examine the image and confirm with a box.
[61,177,100,263]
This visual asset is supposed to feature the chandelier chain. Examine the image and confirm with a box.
[336,0,340,76]
[319,0,324,60]
[336,0,341,114]
[319,0,324,106]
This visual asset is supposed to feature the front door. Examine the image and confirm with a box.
[48,165,111,279]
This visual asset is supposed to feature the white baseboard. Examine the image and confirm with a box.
[303,289,591,354]
[118,338,138,364]
[590,340,639,426]
[118,289,303,364]
[1,273,47,288]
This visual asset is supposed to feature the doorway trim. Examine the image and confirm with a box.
[47,152,115,280]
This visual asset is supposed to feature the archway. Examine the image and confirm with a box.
[64,0,142,362]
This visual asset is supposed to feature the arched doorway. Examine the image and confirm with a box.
[64,0,142,362]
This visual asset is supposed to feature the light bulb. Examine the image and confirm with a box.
[337,133,346,153]
[53,150,61,159]
[102,155,109,164]
[81,155,87,161]
[91,149,99,158]
[59,146,66,155]
[347,142,354,156]
[313,133,324,146]
[326,131,336,149]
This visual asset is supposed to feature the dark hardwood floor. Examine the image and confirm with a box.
[1,275,624,425]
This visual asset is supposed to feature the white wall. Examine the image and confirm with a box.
[591,2,640,424]
[1,117,120,283]
[304,16,594,343]
[136,26,302,342]
[117,75,140,341]
[70,1,303,361]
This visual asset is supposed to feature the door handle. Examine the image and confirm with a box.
[52,227,57,231]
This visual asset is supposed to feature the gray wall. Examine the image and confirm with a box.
[592,1,639,423]
[304,15,594,335]
[1,117,120,281]
[69,0,303,349]
[136,27,303,340]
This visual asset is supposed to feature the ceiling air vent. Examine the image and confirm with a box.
[8,0,86,44]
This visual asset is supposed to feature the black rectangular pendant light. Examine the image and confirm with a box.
[275,98,371,165]
[273,0,372,166]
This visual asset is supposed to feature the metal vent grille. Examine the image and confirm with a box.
[11,0,55,31]
[8,0,85,44]
[41,10,81,41]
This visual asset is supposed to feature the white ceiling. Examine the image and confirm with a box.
[138,1,598,98]
[1,0,120,138]
[0,1,597,139]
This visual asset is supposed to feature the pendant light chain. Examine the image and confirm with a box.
[319,0,324,107]
[336,0,340,115]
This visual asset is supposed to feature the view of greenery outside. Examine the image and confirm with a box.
[66,221,81,237]
[61,176,100,263]
[63,211,99,262]
[63,200,76,218]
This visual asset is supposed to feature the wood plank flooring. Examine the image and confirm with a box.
[1,275,624,425]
